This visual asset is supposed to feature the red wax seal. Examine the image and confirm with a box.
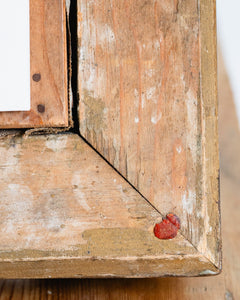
[154,213,181,240]
[166,213,181,229]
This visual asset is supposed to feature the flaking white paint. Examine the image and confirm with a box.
[151,111,162,124]
[146,87,156,100]
[135,116,139,123]
[199,269,217,275]
[72,172,91,211]
[186,89,198,164]
[46,136,68,152]
[182,190,196,214]
[176,145,182,153]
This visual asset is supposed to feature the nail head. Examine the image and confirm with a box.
[32,73,41,82]
[37,104,45,113]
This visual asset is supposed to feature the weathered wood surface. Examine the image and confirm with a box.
[0,0,220,279]
[0,133,218,278]
[78,0,220,267]
[0,0,68,129]
[0,49,237,300]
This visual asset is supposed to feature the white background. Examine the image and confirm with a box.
[0,0,30,111]
[217,1,240,127]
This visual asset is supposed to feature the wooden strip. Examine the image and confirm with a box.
[0,133,217,278]
[78,0,200,211]
[0,255,218,279]
[0,134,159,254]
[78,0,220,266]
[195,0,220,268]
[0,0,68,128]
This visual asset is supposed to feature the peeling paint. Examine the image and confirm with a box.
[199,269,217,276]
[45,136,68,152]
[72,172,91,211]
[146,87,156,100]
[176,145,182,153]
[186,89,198,164]
[98,24,116,49]
[151,112,162,124]
[135,116,139,123]
[182,191,196,214]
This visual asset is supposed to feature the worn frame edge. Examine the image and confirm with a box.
[0,0,221,278]
[195,0,221,271]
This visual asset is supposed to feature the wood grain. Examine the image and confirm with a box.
[78,0,220,267]
[0,132,219,278]
[0,0,220,280]
[78,0,200,205]
[0,0,68,129]
[196,0,220,268]
[0,49,238,300]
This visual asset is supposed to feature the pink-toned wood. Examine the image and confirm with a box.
[78,0,199,203]
[78,0,220,267]
[0,48,237,298]
[0,133,218,278]
[0,0,220,279]
[0,0,68,128]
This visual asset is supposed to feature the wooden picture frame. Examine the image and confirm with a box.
[0,0,221,278]
[0,0,68,129]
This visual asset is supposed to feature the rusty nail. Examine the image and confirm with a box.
[32,73,41,82]
[37,104,45,113]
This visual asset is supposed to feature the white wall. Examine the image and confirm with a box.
[217,1,240,127]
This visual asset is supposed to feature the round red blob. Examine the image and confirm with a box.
[154,219,178,240]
